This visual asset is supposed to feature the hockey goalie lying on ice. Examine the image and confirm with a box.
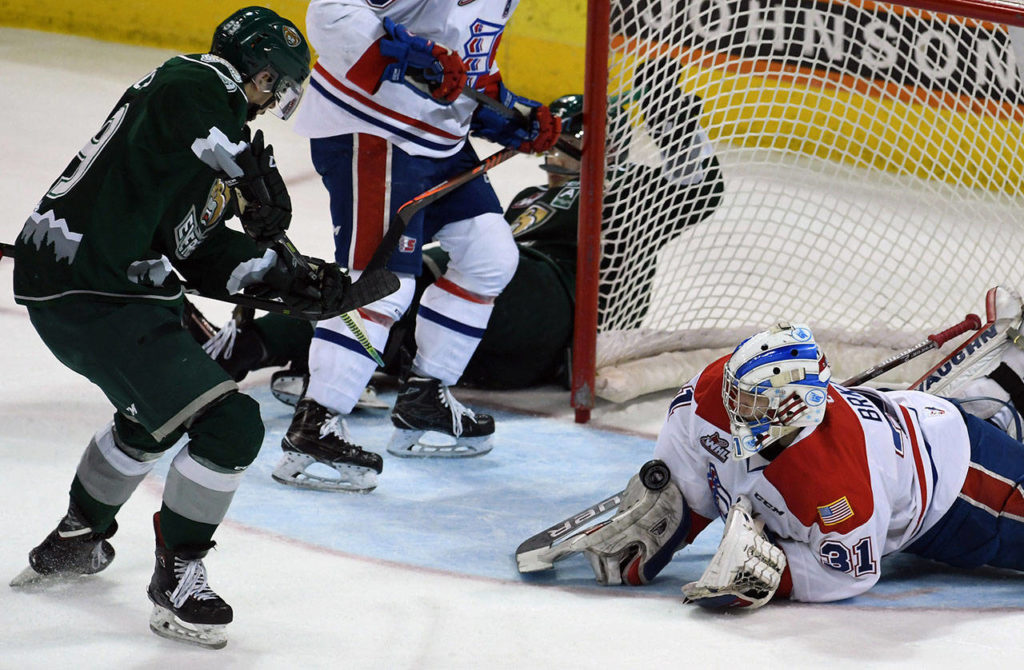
[517,288,1024,608]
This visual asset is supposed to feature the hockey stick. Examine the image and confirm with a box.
[271,234,389,366]
[841,313,982,387]
[363,146,520,272]
[0,239,393,365]
[910,286,1024,394]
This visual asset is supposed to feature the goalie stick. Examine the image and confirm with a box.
[841,313,982,386]
[515,314,983,574]
[515,460,669,573]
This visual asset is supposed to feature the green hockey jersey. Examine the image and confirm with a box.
[14,54,262,306]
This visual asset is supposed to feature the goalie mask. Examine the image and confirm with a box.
[722,322,831,459]
[211,6,312,120]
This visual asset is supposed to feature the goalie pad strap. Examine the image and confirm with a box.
[988,363,1024,413]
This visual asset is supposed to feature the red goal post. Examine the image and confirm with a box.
[573,0,1024,422]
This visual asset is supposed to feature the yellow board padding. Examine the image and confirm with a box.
[0,0,586,104]
[697,70,1024,196]
[608,50,1024,197]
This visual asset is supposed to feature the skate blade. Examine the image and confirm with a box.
[149,604,227,650]
[355,386,389,411]
[270,373,306,407]
[9,565,46,588]
[386,430,493,458]
[271,452,378,493]
[9,565,96,588]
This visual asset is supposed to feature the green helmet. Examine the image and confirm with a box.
[549,94,584,139]
[211,6,311,120]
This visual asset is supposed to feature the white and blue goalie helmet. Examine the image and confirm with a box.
[722,322,832,459]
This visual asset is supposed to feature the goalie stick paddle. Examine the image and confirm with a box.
[841,313,983,387]
[515,460,670,573]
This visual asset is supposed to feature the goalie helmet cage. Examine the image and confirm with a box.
[572,0,1024,422]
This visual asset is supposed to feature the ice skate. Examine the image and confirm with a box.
[147,514,232,650]
[387,376,494,458]
[10,502,117,587]
[271,370,388,411]
[273,398,383,492]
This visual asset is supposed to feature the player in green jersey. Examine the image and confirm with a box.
[8,6,387,650]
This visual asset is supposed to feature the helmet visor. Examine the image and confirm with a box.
[269,75,305,120]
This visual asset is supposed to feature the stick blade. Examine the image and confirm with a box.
[336,269,400,314]
[514,492,623,573]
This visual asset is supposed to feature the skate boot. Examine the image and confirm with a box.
[10,501,117,587]
[273,398,383,492]
[387,376,494,458]
[147,514,232,650]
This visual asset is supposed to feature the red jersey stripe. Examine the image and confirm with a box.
[434,276,493,304]
[898,406,931,535]
[352,135,390,270]
[314,62,464,141]
[960,463,1024,520]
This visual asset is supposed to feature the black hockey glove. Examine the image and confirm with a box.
[232,130,292,243]
[247,244,352,315]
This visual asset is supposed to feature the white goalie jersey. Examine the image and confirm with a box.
[654,356,971,602]
[293,0,520,157]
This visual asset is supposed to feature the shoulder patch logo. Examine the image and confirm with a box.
[817,496,855,526]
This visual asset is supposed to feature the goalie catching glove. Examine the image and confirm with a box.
[681,495,787,609]
[577,460,692,586]
[230,129,292,243]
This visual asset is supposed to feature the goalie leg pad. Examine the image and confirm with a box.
[681,496,786,609]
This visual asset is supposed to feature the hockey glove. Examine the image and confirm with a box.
[470,83,562,154]
[379,17,467,104]
[681,496,787,610]
[246,244,351,314]
[231,130,292,243]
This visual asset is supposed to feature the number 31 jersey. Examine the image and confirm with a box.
[655,355,970,602]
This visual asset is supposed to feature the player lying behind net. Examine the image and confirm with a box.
[519,288,1024,607]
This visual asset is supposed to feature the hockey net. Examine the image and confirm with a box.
[574,0,1024,413]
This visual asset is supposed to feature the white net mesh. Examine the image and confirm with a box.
[591,0,1024,401]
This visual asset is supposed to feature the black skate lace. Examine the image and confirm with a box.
[202,319,238,360]
[437,385,474,437]
[171,557,219,606]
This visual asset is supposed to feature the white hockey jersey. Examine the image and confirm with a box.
[293,0,520,157]
[655,356,971,602]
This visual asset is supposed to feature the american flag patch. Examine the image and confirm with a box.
[817,497,854,525]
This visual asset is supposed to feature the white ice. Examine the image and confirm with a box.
[2,28,1024,669]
